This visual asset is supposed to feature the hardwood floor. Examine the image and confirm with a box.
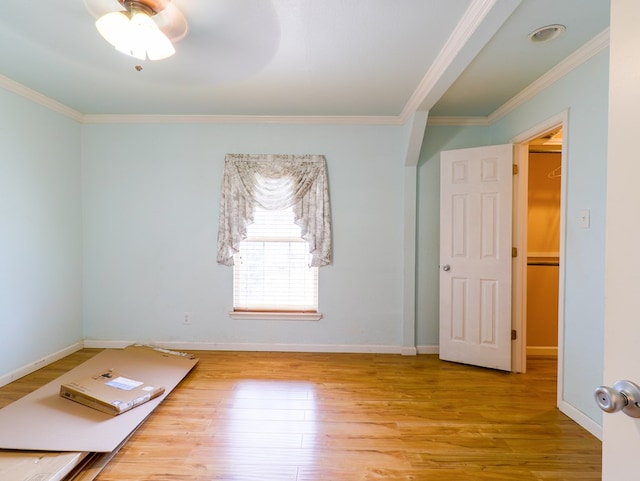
[0,350,601,480]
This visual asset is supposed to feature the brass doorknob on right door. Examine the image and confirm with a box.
[594,380,640,418]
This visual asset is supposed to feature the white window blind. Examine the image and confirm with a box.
[233,205,318,312]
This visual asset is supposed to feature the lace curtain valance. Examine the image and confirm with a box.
[216,154,332,267]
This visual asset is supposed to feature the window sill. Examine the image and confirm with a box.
[230,311,322,321]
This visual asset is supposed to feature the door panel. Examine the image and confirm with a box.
[440,144,512,371]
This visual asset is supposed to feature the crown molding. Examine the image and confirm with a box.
[81,113,405,125]
[2,26,609,128]
[0,71,402,126]
[0,74,83,123]
[428,28,610,127]
[427,116,490,126]
[400,0,499,122]
[487,28,610,124]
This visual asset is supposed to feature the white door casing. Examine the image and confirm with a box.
[440,144,513,371]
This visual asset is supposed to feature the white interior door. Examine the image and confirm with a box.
[439,144,513,371]
[602,1,640,477]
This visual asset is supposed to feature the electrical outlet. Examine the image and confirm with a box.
[183,312,191,325]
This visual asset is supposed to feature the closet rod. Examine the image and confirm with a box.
[527,260,560,267]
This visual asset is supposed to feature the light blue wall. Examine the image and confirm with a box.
[81,122,409,349]
[417,50,609,423]
[0,89,83,375]
[0,42,608,428]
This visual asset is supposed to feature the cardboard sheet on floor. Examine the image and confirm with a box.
[0,451,89,481]
[0,345,198,453]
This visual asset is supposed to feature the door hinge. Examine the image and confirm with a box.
[513,164,519,175]
[512,247,517,258]
[511,329,517,340]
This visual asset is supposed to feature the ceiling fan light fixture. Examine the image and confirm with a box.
[140,17,175,60]
[95,0,175,61]
[96,11,130,48]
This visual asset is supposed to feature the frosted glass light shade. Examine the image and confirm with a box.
[96,12,130,47]
[96,10,175,61]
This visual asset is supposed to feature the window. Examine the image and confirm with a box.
[217,154,331,320]
[233,205,319,316]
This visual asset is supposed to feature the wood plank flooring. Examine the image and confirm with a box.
[0,350,602,480]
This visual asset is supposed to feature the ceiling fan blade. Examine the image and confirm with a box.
[155,0,280,83]
[83,0,124,19]
[154,3,188,42]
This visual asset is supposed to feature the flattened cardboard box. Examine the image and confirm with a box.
[0,345,198,453]
[0,451,89,481]
[60,369,165,415]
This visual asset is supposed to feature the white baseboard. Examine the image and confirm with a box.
[82,339,132,349]
[82,339,406,354]
[527,346,558,357]
[416,345,439,354]
[559,399,603,440]
[0,342,84,388]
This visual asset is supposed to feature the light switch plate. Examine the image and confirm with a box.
[579,209,590,228]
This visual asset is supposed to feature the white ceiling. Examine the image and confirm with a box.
[0,0,610,120]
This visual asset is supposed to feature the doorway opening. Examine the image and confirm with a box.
[512,112,567,411]
[525,128,562,361]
